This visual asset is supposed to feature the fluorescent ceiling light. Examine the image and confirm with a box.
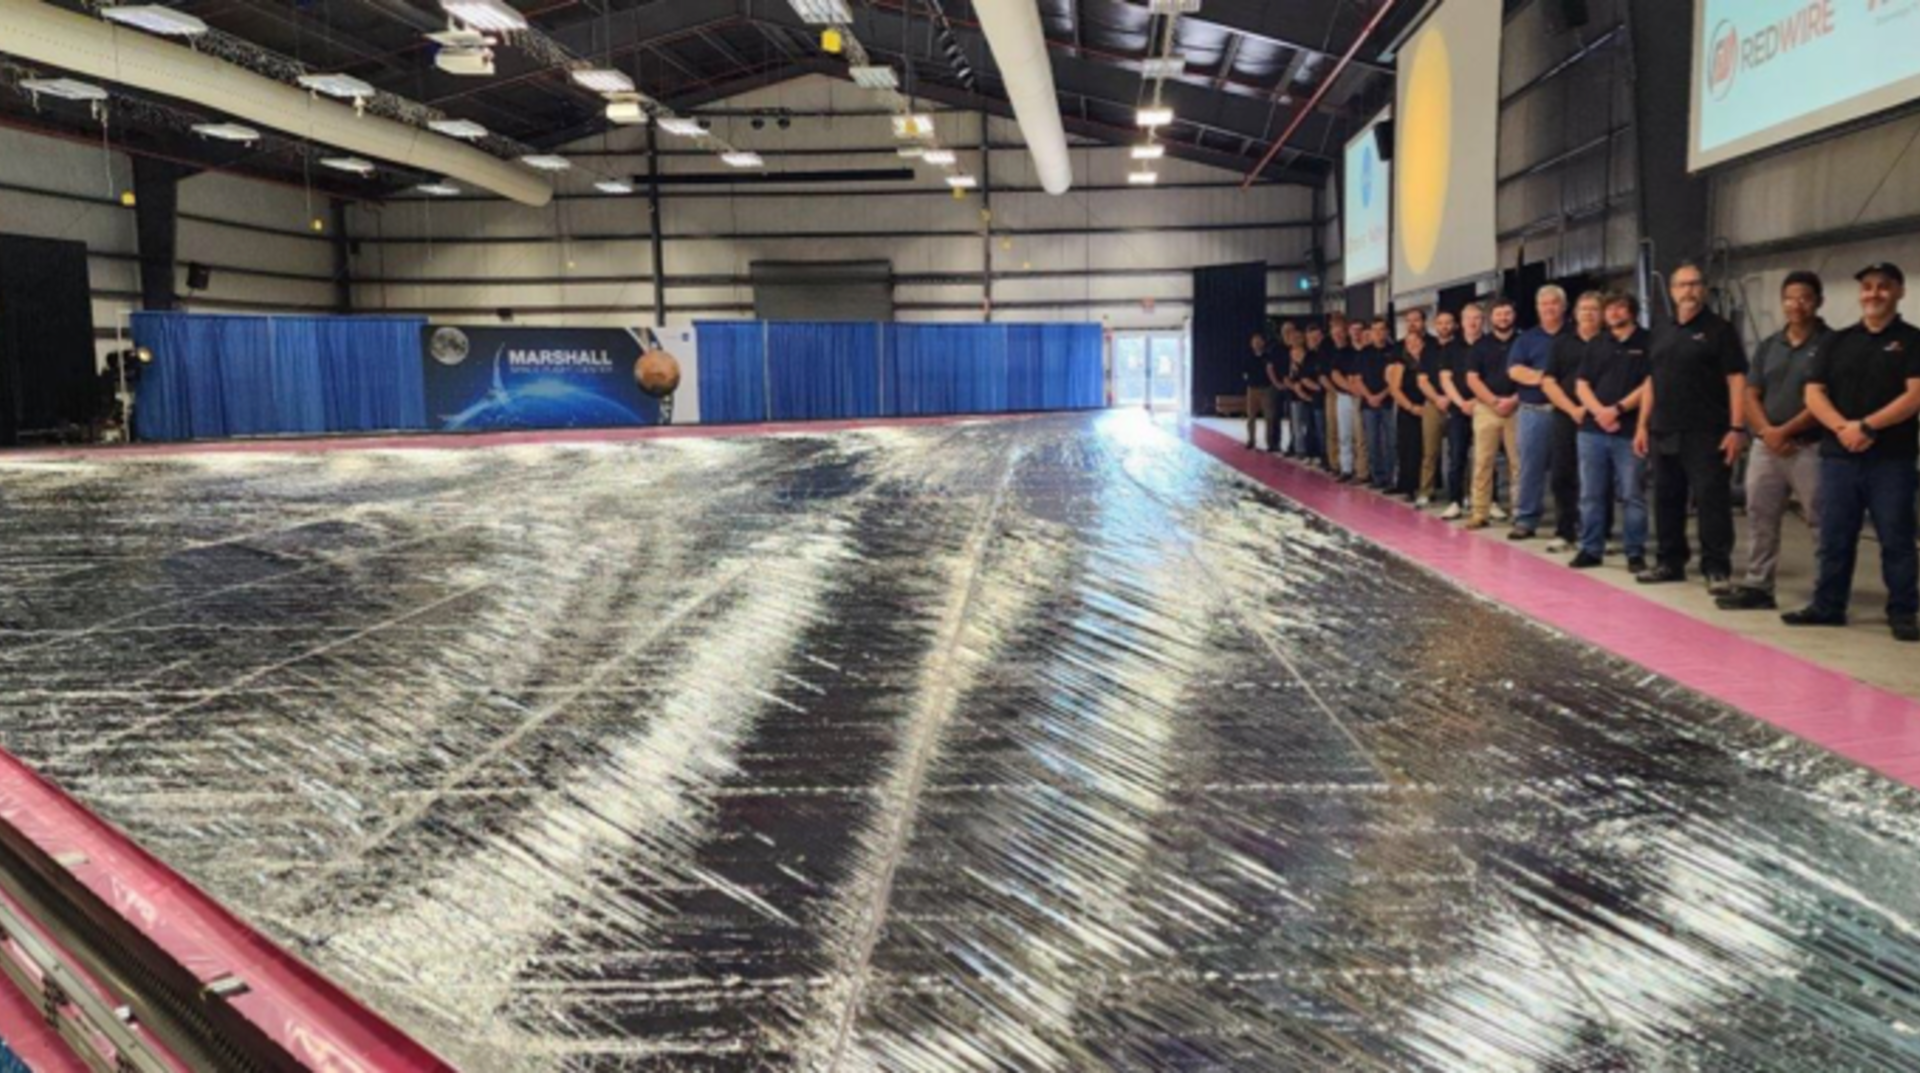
[1131,143,1165,160]
[721,151,764,168]
[19,78,109,102]
[896,146,926,158]
[1137,105,1174,127]
[320,156,377,176]
[416,181,461,196]
[1147,0,1202,13]
[520,154,570,171]
[922,149,957,165]
[606,99,648,124]
[440,0,527,32]
[428,117,489,139]
[298,73,376,100]
[1128,170,1159,185]
[101,5,209,36]
[891,113,934,139]
[1141,57,1187,79]
[787,0,852,23]
[658,117,703,136]
[850,65,898,90]
[945,174,977,189]
[570,68,635,94]
[594,179,635,194]
[191,122,261,143]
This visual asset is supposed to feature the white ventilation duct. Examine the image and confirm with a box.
[970,0,1072,195]
[0,0,552,206]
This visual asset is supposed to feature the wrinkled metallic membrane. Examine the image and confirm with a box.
[2,412,1920,1071]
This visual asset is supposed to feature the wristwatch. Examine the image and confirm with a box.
[1861,420,1878,438]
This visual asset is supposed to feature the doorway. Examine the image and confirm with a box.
[1111,330,1188,414]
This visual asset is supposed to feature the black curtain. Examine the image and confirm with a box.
[1191,261,1266,415]
[1344,283,1377,322]
[1437,282,1481,319]
[0,234,96,446]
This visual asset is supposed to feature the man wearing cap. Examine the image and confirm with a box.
[1634,262,1748,593]
[1782,263,1920,641]
[1719,272,1832,611]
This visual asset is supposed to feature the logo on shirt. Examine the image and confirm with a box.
[1692,332,1709,342]
[1887,340,1908,354]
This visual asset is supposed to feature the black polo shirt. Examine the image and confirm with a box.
[1808,317,1920,460]
[1649,309,1747,434]
[1420,342,1454,410]
[1299,349,1327,404]
[1546,332,1595,397]
[1469,332,1519,397]
[1440,338,1474,403]
[1577,328,1652,435]
[1354,346,1391,398]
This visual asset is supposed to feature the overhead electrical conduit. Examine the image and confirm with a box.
[969,0,1072,196]
[0,0,553,207]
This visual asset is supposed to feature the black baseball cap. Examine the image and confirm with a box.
[1856,262,1906,285]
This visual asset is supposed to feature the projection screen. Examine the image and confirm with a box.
[1344,111,1392,286]
[1690,0,1920,172]
[1391,0,1502,297]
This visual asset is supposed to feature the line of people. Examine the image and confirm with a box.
[1242,261,1920,641]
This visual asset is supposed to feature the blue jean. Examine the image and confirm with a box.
[1578,431,1646,560]
[1293,400,1324,460]
[1336,396,1360,475]
[1514,406,1557,529]
[1812,454,1919,619]
[1445,412,1472,505]
[1363,406,1395,486]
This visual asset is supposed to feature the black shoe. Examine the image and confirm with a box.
[1715,587,1777,611]
[1782,607,1847,628]
[1245,440,1256,450]
[1569,552,1603,570]
[1705,573,1734,597]
[1627,556,1649,575]
[1635,564,1687,585]
[1507,527,1537,541]
[1894,619,1920,643]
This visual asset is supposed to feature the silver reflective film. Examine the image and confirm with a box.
[2,413,1919,1070]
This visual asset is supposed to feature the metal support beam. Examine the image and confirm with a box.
[981,118,993,321]
[131,157,191,312]
[330,197,353,313]
[647,123,667,328]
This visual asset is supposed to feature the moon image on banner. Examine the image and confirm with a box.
[1400,28,1452,277]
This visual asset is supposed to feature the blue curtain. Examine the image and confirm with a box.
[697,320,1102,424]
[695,321,769,424]
[768,322,882,421]
[132,313,427,441]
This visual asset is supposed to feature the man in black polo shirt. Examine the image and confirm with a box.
[1358,318,1396,488]
[1416,310,1459,508]
[1573,293,1652,571]
[1634,263,1748,593]
[1542,291,1606,553]
[1783,264,1920,641]
[1464,299,1521,529]
[1438,306,1480,519]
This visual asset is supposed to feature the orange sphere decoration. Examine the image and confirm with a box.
[635,348,681,399]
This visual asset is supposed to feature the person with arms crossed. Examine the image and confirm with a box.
[1507,285,1571,540]
[1781,264,1920,642]
[1720,272,1832,611]
[1635,262,1749,593]
[1572,293,1652,572]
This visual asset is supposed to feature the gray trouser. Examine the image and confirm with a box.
[1743,440,1823,592]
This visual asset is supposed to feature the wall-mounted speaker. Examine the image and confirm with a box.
[185,262,212,291]
[1374,119,1396,163]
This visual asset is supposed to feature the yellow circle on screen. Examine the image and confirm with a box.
[1400,29,1452,276]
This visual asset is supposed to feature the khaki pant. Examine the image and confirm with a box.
[1324,394,1341,467]
[1245,388,1267,446]
[1470,407,1520,525]
[1420,407,1447,500]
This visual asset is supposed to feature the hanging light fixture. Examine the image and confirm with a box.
[428,118,489,140]
[1131,143,1165,160]
[945,174,978,189]
[519,154,571,171]
[720,151,764,168]
[439,0,527,32]
[570,68,635,94]
[1137,106,1173,127]
[922,149,957,166]
[100,5,210,36]
[657,117,703,137]
[320,156,377,176]
[416,180,461,196]
[594,179,635,194]
[190,122,262,143]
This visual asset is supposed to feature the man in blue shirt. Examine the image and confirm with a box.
[1507,285,1569,540]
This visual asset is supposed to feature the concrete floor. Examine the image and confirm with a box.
[1202,416,1920,701]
